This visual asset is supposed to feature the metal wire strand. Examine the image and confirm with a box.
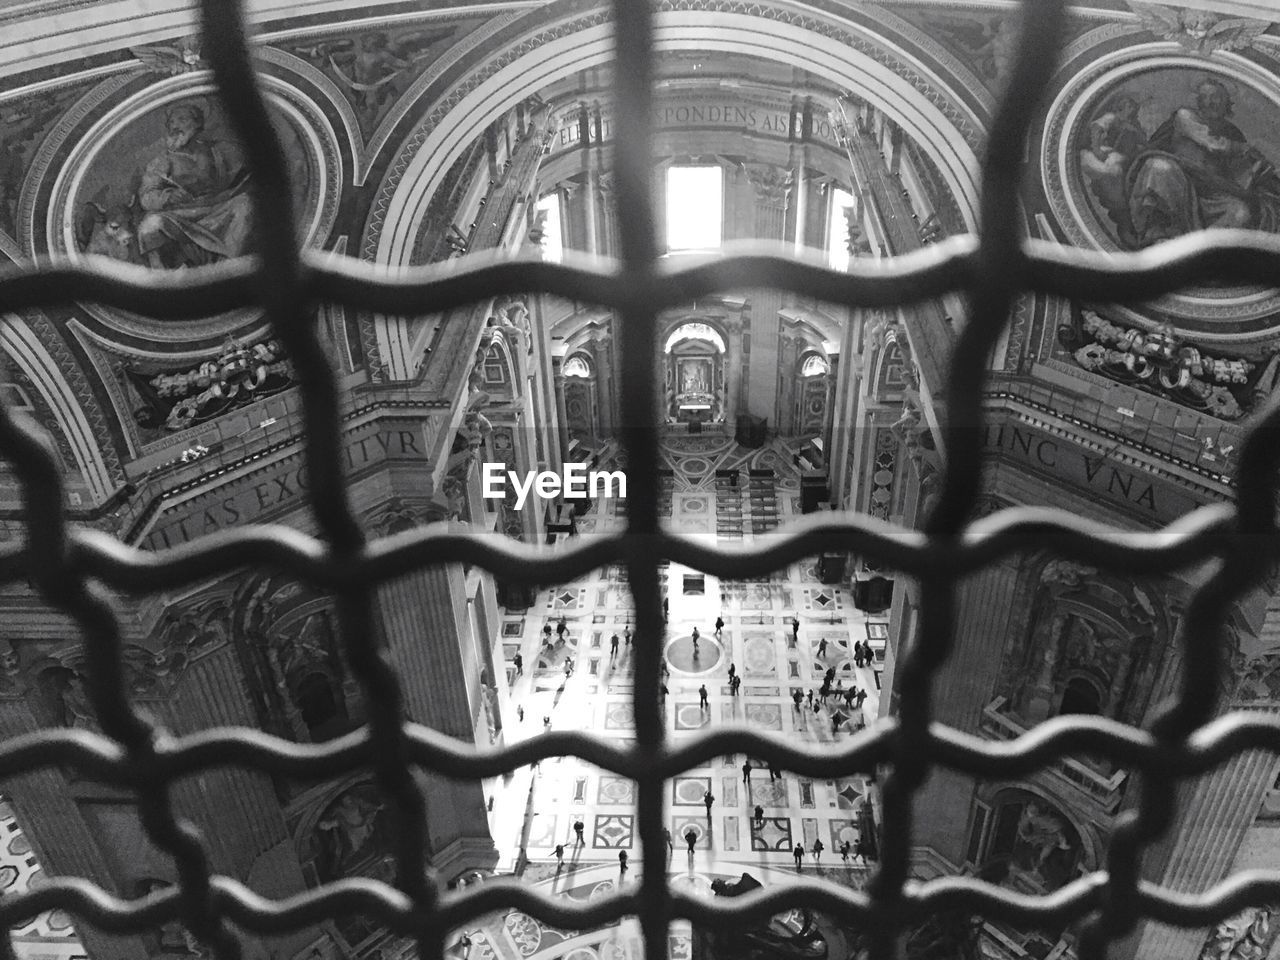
[1,0,1280,957]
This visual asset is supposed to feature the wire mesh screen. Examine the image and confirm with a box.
[1,0,1279,958]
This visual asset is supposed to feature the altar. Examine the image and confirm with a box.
[664,324,725,424]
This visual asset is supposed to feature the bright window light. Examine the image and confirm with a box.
[536,192,564,262]
[829,187,856,271]
[666,165,723,252]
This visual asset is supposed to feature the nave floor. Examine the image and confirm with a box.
[464,437,889,960]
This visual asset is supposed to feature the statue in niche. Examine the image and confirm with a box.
[0,644,21,694]
[57,669,97,730]
[276,614,331,676]
[1230,909,1274,959]
[1040,560,1097,591]
[317,789,386,875]
[1012,803,1072,884]
[1063,618,1101,668]
[1199,906,1280,960]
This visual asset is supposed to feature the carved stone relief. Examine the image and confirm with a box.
[1058,310,1265,421]
[1199,905,1280,960]
[999,560,1167,728]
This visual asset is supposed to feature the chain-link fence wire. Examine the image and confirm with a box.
[2,0,1280,957]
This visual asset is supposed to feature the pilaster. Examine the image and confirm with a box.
[374,567,498,880]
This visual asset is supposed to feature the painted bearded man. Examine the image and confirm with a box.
[1126,79,1280,246]
[136,103,256,267]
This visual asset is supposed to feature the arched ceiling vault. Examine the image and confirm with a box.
[0,0,1275,82]
[371,8,988,263]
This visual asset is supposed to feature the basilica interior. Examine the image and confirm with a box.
[1,1,1280,959]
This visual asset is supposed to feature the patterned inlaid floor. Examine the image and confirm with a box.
[487,437,884,949]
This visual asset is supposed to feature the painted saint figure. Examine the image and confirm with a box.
[136,104,255,267]
[1124,80,1280,245]
[1079,94,1147,246]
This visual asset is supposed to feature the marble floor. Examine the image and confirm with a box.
[466,436,889,960]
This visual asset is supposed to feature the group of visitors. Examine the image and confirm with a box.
[790,837,869,868]
[852,639,875,668]
[608,627,632,655]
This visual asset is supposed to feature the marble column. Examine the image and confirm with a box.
[775,334,801,434]
[583,159,600,256]
[597,171,619,259]
[1122,592,1277,960]
[1024,612,1068,724]
[551,358,572,460]
[592,333,616,439]
[910,560,1023,870]
[822,351,840,463]
[723,318,743,431]
[741,163,791,422]
[375,566,498,880]
[0,693,150,960]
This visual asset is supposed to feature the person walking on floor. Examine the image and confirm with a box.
[665,827,673,852]
[573,819,585,845]
[742,760,752,783]
[543,623,553,644]
[754,805,765,827]
[625,626,632,645]
[715,615,724,637]
[517,705,524,723]
[731,675,741,696]
[840,840,851,863]
[792,614,800,639]
[831,713,842,737]
[703,790,714,818]
[699,684,709,709]
[557,616,567,639]
[555,843,565,865]
[514,651,523,675]
[817,637,828,658]
[685,829,698,854]
[619,850,628,873]
[769,764,780,782]
[793,843,804,869]
[610,633,619,656]
[855,687,867,709]
[792,689,803,712]
[564,657,574,679]
[806,689,814,708]
[812,838,824,864]
[727,662,736,681]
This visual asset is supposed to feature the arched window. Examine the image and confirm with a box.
[297,672,340,735]
[563,355,592,378]
[664,322,726,353]
[1059,675,1103,716]
[800,354,829,377]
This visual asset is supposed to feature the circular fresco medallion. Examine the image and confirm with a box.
[1044,52,1280,341]
[38,73,338,345]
